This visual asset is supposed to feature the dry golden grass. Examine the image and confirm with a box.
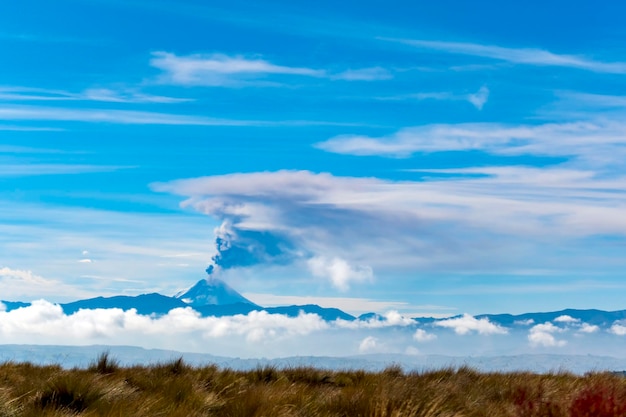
[0,353,624,416]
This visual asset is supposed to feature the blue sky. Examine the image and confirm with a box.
[2,0,626,317]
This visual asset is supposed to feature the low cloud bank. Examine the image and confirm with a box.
[0,302,624,358]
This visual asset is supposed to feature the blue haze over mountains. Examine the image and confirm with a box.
[2,277,625,328]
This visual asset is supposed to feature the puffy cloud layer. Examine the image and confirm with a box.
[0,302,624,357]
[0,301,419,346]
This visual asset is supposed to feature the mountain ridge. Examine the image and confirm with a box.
[2,277,625,327]
[174,277,259,307]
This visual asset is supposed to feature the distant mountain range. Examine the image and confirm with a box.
[2,278,355,321]
[2,277,626,328]
[1,344,626,375]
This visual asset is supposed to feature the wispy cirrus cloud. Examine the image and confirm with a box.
[0,200,214,300]
[331,67,392,81]
[0,124,63,131]
[0,105,359,127]
[0,86,190,104]
[0,267,90,301]
[541,91,626,120]
[377,86,489,110]
[384,38,626,73]
[151,51,323,87]
[0,163,133,177]
[0,105,240,125]
[151,51,392,86]
[315,120,626,167]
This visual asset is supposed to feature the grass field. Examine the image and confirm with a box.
[0,352,624,416]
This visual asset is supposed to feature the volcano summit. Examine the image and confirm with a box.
[174,276,259,307]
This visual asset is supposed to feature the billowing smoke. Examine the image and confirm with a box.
[154,171,379,290]
[204,219,301,277]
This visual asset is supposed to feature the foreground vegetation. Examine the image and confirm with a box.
[0,353,624,416]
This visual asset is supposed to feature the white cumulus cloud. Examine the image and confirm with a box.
[307,256,373,291]
[578,323,599,333]
[554,315,580,323]
[435,314,507,335]
[609,322,626,336]
[413,329,437,342]
[528,322,567,347]
[358,336,381,353]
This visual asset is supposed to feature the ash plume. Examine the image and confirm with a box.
[204,220,300,278]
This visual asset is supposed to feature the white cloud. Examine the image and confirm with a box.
[0,301,329,343]
[405,346,420,355]
[0,201,213,299]
[0,124,62,131]
[331,67,392,81]
[334,311,414,330]
[413,329,437,342]
[528,322,567,347]
[358,336,380,353]
[151,51,324,87]
[0,267,89,301]
[0,163,132,177]
[554,315,580,324]
[151,52,392,86]
[307,256,373,291]
[610,323,626,336]
[0,105,354,127]
[80,88,191,104]
[153,168,626,282]
[514,319,535,326]
[435,314,507,335]
[0,301,623,358]
[385,38,626,73]
[0,86,190,104]
[0,267,53,287]
[528,331,566,347]
[380,311,414,326]
[380,86,489,110]
[315,120,626,163]
[0,301,422,356]
[578,323,599,334]
[0,105,262,126]
[554,91,626,110]
[467,86,489,110]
